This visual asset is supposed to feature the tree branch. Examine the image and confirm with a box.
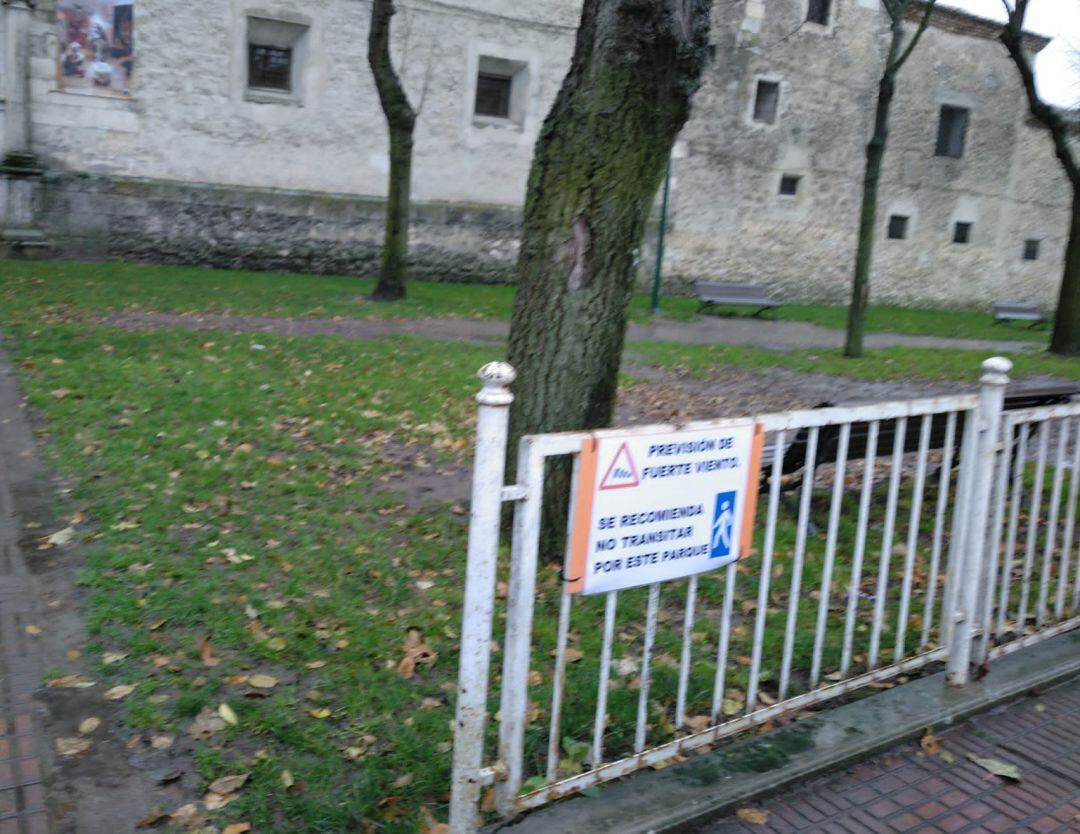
[893,0,936,72]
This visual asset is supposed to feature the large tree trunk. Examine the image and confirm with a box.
[368,0,416,302]
[1050,186,1080,355]
[507,0,712,552]
[844,75,894,358]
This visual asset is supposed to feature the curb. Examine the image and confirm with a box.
[492,629,1080,834]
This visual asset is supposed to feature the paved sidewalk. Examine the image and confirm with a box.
[0,352,52,834]
[101,311,1045,354]
[698,674,1080,834]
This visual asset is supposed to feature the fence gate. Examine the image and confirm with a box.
[448,357,1080,832]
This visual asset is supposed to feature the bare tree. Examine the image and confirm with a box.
[843,0,936,358]
[368,0,416,301]
[1001,1,1080,356]
[506,0,713,549]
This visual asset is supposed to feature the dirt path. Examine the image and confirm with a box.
[100,311,1043,354]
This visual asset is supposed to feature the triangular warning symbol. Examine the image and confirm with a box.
[600,442,640,490]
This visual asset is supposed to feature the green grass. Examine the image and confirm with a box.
[0,259,1046,341]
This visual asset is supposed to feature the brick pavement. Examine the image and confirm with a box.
[698,674,1080,834]
[0,357,52,833]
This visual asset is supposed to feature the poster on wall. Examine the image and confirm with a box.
[56,1,134,99]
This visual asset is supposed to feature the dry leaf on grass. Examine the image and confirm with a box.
[25,625,42,635]
[150,734,174,750]
[104,684,136,701]
[736,807,770,824]
[168,804,202,827]
[281,769,295,790]
[684,715,712,733]
[397,629,439,679]
[48,674,95,689]
[136,808,169,828]
[208,773,249,795]
[248,674,278,689]
[222,825,252,834]
[198,636,219,667]
[967,753,1022,782]
[188,707,227,740]
[419,808,451,834]
[218,703,238,725]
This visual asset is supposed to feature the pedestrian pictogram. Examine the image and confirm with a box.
[599,442,639,490]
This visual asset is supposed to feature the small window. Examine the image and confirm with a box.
[248,44,292,92]
[888,215,909,240]
[953,222,972,244]
[753,80,780,125]
[806,0,831,25]
[935,105,970,158]
[779,175,800,196]
[1023,239,1041,261]
[474,72,512,118]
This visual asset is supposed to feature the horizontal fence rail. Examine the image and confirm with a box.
[449,356,1079,833]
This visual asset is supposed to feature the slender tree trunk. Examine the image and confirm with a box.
[368,0,416,301]
[507,0,711,553]
[1050,185,1080,355]
[1001,5,1080,356]
[844,76,895,358]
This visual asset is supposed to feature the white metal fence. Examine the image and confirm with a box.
[449,357,1080,832]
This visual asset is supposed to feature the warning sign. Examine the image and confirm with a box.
[567,424,764,595]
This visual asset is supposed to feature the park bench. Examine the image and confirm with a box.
[696,281,779,318]
[764,383,1080,525]
[993,302,1046,328]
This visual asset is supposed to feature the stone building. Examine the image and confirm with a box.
[0,0,1070,309]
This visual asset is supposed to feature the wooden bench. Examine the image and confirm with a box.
[993,302,1046,328]
[696,281,779,318]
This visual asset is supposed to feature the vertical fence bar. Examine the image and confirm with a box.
[869,417,907,670]
[1036,420,1068,627]
[946,357,1010,687]
[895,414,932,663]
[811,424,850,687]
[450,363,516,834]
[1058,419,1080,617]
[545,589,573,781]
[1017,422,1049,634]
[676,575,699,730]
[921,412,957,650]
[841,421,879,676]
[779,427,819,701]
[997,423,1029,638]
[635,583,661,752]
[941,409,978,653]
[711,563,738,723]
[495,440,546,814]
[975,415,1012,664]
[590,591,618,767]
[747,430,786,714]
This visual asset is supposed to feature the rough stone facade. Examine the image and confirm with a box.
[0,0,1072,309]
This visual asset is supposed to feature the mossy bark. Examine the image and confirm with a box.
[506,0,712,554]
[844,1,934,358]
[368,0,416,302]
[1001,4,1080,357]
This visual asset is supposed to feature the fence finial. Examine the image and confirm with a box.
[981,356,1013,386]
[476,361,516,406]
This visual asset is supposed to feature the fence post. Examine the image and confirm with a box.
[449,361,516,834]
[947,356,1011,686]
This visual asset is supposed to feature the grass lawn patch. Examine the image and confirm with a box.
[1,259,1045,341]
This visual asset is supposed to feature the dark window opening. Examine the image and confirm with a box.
[1023,239,1041,261]
[935,105,970,158]
[248,44,292,91]
[953,222,972,244]
[474,73,512,118]
[888,215,909,240]
[753,80,780,124]
[779,175,800,196]
[806,0,831,25]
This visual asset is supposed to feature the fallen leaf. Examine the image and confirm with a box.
[151,734,174,750]
[45,526,75,546]
[684,715,712,733]
[281,769,295,790]
[397,631,438,679]
[722,698,743,716]
[25,625,42,635]
[208,773,249,795]
[52,388,71,399]
[218,703,238,726]
[223,825,252,834]
[736,807,770,824]
[48,674,95,689]
[78,717,101,735]
[102,651,128,665]
[307,707,331,719]
[66,648,81,661]
[563,648,584,663]
[104,684,136,701]
[169,804,201,826]
[419,807,450,834]
[55,737,92,758]
[203,791,236,811]
[188,707,226,739]
[241,670,278,690]
[393,773,415,788]
[198,636,219,667]
[967,753,1022,782]
[136,808,169,828]
[266,637,287,651]
[919,728,941,756]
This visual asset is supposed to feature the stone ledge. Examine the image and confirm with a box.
[493,629,1080,834]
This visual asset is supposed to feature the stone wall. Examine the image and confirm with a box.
[36,171,521,282]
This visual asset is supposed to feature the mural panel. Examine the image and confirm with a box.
[57,1,134,99]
